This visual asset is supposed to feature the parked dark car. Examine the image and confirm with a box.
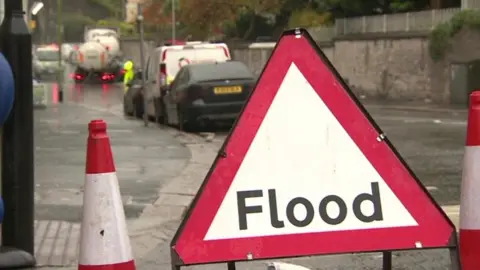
[157,61,256,130]
[123,71,145,118]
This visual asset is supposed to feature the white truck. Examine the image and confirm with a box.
[71,26,124,83]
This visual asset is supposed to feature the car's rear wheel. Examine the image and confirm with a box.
[164,103,170,126]
[177,107,189,131]
[177,107,195,132]
[134,94,144,119]
[154,97,166,124]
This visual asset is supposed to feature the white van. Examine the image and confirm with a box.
[144,42,231,119]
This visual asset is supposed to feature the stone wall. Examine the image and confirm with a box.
[229,33,441,103]
[332,33,434,102]
[432,28,480,105]
[120,38,157,68]
[121,30,480,104]
[229,42,334,78]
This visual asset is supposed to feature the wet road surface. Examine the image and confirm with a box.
[34,68,468,269]
[138,106,467,270]
[33,75,190,266]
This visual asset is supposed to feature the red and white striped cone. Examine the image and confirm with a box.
[79,120,136,270]
[460,91,480,270]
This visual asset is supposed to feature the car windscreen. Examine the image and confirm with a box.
[190,61,253,82]
[36,50,59,61]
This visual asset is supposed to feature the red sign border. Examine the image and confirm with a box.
[170,28,456,266]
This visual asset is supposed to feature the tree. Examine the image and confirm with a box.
[63,12,95,42]
[144,0,172,27]
[177,0,237,39]
[96,19,135,36]
[313,0,428,17]
[88,0,122,19]
[86,0,137,36]
[234,0,285,39]
[287,8,331,28]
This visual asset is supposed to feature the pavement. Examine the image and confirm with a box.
[33,82,193,268]
[25,75,468,269]
[138,105,466,270]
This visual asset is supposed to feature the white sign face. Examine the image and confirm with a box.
[204,64,418,241]
[33,83,48,107]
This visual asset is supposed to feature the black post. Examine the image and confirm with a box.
[382,251,392,270]
[227,262,236,270]
[0,0,35,256]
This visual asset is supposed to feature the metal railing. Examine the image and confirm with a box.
[307,8,462,41]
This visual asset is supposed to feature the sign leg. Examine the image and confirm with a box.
[382,251,392,270]
[449,246,461,270]
[227,262,236,270]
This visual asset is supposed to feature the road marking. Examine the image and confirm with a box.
[375,115,466,125]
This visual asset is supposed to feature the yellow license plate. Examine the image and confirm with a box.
[214,86,242,95]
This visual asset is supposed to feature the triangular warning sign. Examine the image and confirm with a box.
[170,28,455,266]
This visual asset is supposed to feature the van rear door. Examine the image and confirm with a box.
[163,48,197,79]
[161,44,231,79]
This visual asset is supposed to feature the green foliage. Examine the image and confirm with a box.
[223,13,275,40]
[161,0,181,16]
[96,19,136,36]
[288,8,330,28]
[88,0,121,17]
[312,0,420,17]
[63,12,95,42]
[429,9,480,61]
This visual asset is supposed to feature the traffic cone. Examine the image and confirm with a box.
[78,120,136,270]
[460,91,480,270]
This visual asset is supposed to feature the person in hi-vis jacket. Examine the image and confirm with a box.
[123,60,135,94]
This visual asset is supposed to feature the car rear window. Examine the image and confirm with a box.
[189,61,253,81]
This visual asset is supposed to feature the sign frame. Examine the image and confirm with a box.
[33,81,48,109]
[170,28,460,270]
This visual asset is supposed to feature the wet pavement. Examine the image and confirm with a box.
[138,105,467,270]
[33,80,190,266]
[32,70,469,269]
[35,102,190,221]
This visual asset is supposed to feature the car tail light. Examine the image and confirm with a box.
[73,73,84,80]
[219,46,230,59]
[101,73,115,81]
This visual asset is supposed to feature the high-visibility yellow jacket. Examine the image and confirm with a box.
[166,75,174,85]
[123,61,134,86]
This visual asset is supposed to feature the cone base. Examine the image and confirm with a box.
[460,229,480,269]
[79,260,135,270]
